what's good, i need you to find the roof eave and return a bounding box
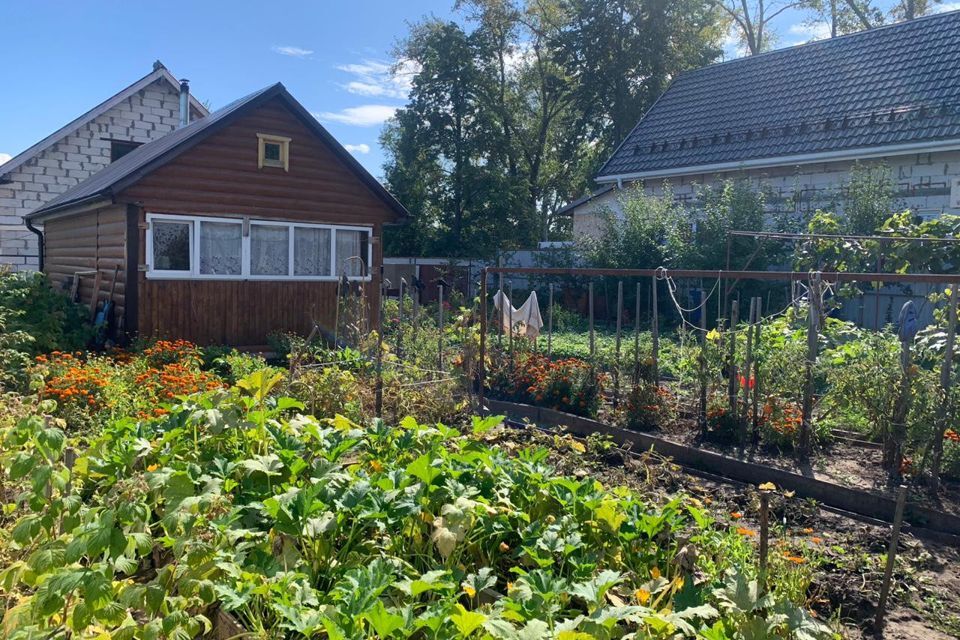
[25,194,114,223]
[595,138,960,184]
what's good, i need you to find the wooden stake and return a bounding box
[479,269,487,412]
[799,272,822,458]
[727,301,740,415]
[759,491,770,586]
[437,283,445,373]
[397,278,405,360]
[751,297,762,436]
[588,281,595,359]
[547,283,554,357]
[741,297,757,441]
[497,270,504,349]
[375,265,384,418]
[875,485,908,632]
[698,288,708,433]
[508,281,514,359]
[614,281,623,407]
[651,275,659,386]
[633,281,641,385]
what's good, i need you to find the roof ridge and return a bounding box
[680,9,960,77]
[0,63,208,178]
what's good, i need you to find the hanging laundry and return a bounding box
[493,290,544,339]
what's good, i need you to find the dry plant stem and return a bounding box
[874,485,908,632]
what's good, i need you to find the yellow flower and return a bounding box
[369,459,384,472]
[463,585,477,598]
[650,567,661,579]
[146,464,159,472]
[635,588,651,605]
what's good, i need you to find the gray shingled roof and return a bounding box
[0,62,207,179]
[598,10,960,179]
[29,83,409,220]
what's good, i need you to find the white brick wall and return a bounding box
[0,78,188,271]
[573,150,960,238]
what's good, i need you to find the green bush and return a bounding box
[0,270,92,354]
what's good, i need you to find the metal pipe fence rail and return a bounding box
[477,266,960,461]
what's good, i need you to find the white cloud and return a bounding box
[314,105,397,127]
[272,45,314,58]
[935,2,960,11]
[343,143,371,154]
[0,153,11,166]
[786,22,832,45]
[337,58,419,99]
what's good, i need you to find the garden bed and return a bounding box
[481,415,960,639]
[484,399,960,539]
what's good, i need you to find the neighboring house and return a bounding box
[0,62,208,270]
[565,10,960,238]
[25,83,408,346]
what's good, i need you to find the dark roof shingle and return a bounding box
[29,83,408,220]
[598,11,960,179]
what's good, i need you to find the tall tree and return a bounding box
[381,0,724,256]
[714,0,806,55]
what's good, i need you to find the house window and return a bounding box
[336,229,368,277]
[250,224,290,276]
[294,227,332,276]
[146,213,371,280]
[110,140,141,162]
[257,133,291,171]
[151,220,192,273]
[199,220,243,275]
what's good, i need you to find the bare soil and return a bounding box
[486,421,960,639]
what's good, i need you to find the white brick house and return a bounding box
[0,62,207,270]
[563,12,960,239]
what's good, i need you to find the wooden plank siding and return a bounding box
[115,95,396,346]
[44,205,127,325]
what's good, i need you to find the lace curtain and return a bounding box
[199,221,242,275]
[251,225,289,276]
[336,230,364,276]
[152,221,190,271]
[294,227,331,276]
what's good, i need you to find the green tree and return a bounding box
[382,0,724,257]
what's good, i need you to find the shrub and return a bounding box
[0,270,92,354]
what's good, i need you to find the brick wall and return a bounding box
[0,78,187,270]
[572,150,960,238]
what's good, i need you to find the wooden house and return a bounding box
[25,83,408,346]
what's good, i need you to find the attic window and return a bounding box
[110,140,141,162]
[257,133,291,171]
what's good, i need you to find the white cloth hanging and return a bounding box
[493,290,544,339]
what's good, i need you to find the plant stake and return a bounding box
[875,485,908,632]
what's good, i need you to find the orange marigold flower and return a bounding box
[730,512,743,520]
[737,527,757,537]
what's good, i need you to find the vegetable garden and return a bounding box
[1,265,960,639]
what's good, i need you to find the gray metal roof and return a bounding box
[28,83,409,220]
[598,10,960,179]
[0,63,208,179]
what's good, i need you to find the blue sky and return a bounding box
[0,0,934,179]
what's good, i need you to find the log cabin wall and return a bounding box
[117,95,394,346]
[43,204,127,326]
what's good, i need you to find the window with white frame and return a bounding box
[146,214,371,280]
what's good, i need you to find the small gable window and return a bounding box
[257,133,291,171]
[110,140,141,162]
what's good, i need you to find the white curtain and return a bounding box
[294,227,331,276]
[336,229,364,277]
[199,221,242,275]
[251,225,289,276]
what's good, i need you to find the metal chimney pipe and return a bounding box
[178,79,190,128]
